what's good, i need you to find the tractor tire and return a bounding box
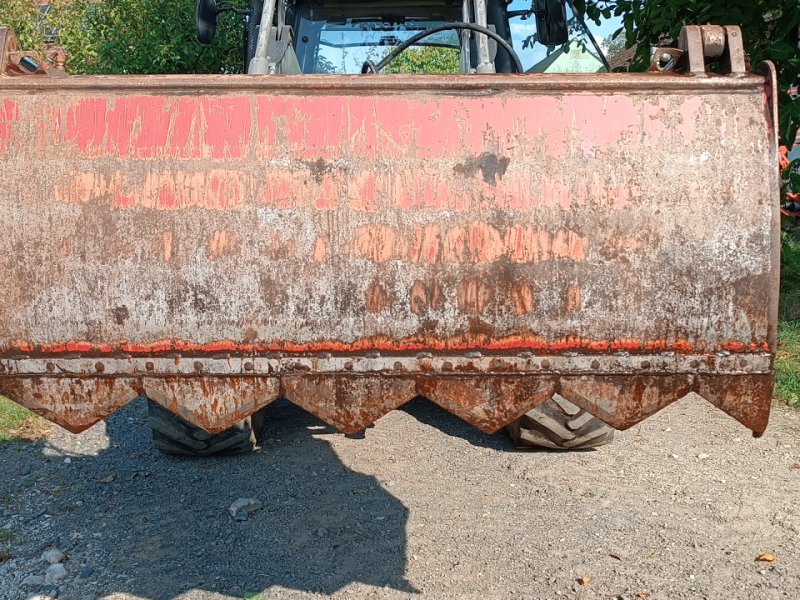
[507,394,614,450]
[147,399,265,456]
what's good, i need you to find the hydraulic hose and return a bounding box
[362,22,524,74]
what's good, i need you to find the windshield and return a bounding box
[290,1,614,75]
[293,6,463,74]
[317,20,458,73]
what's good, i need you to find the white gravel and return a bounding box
[0,395,798,600]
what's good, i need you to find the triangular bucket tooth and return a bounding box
[695,374,772,437]
[0,377,140,434]
[417,375,557,434]
[144,376,280,434]
[282,374,417,434]
[559,374,694,430]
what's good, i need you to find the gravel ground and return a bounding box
[0,395,798,600]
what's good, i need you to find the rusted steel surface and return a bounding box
[0,377,140,433]
[0,64,780,436]
[283,375,418,434]
[144,377,280,433]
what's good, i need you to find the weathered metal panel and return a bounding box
[0,72,779,435]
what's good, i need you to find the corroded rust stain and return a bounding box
[365,281,392,313]
[0,371,773,436]
[409,280,445,315]
[282,375,417,434]
[55,169,245,209]
[160,231,174,263]
[418,376,557,433]
[511,282,536,315]
[559,375,694,431]
[564,285,582,314]
[696,373,772,436]
[145,376,280,433]
[456,278,495,315]
[0,377,140,433]
[51,167,633,213]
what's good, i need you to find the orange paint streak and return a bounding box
[0,337,770,357]
[722,341,746,352]
[671,339,694,352]
[65,341,93,352]
[207,229,238,260]
[163,231,173,263]
[313,237,327,263]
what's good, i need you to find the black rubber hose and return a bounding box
[361,23,524,74]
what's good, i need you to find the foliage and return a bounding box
[0,0,46,52]
[0,0,247,74]
[776,321,800,406]
[604,33,626,57]
[384,46,460,74]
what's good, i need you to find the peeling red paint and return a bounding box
[64,96,252,159]
[0,98,19,155]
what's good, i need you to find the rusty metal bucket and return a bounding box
[0,26,779,437]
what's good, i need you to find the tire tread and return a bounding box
[147,400,263,456]
[508,394,614,450]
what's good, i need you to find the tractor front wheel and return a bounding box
[507,394,614,450]
[147,399,265,456]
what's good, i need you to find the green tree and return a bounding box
[0,0,48,51]
[384,46,460,74]
[603,33,626,58]
[0,0,246,74]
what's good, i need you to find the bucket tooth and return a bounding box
[143,377,280,434]
[695,374,772,437]
[282,375,417,434]
[417,376,557,434]
[559,375,694,430]
[0,377,140,433]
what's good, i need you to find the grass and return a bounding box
[776,321,800,406]
[779,229,800,407]
[781,231,800,322]
[0,396,49,446]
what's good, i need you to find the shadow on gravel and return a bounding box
[400,396,514,451]
[0,398,417,599]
